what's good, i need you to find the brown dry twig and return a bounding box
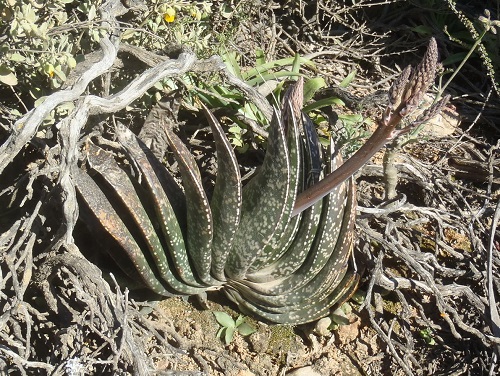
[356,136,500,374]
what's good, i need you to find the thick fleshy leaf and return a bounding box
[85,142,204,295]
[301,112,323,185]
[163,124,216,286]
[280,157,347,290]
[72,167,171,296]
[246,111,323,281]
[223,137,358,323]
[115,123,202,288]
[202,105,242,282]
[226,268,360,324]
[247,84,303,272]
[234,174,356,309]
[225,107,291,280]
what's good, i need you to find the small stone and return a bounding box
[314,317,332,336]
[235,370,256,376]
[248,331,270,353]
[286,366,322,376]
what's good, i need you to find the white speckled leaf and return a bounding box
[72,166,171,296]
[225,269,359,324]
[115,123,203,288]
[246,111,324,282]
[164,124,217,286]
[232,174,355,308]
[225,107,291,280]
[202,105,242,282]
[279,164,347,289]
[247,96,302,273]
[223,139,358,323]
[85,142,205,295]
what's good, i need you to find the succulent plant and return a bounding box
[72,38,447,324]
[72,77,357,325]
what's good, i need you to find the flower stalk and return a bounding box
[293,38,450,215]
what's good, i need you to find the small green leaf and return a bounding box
[419,328,436,345]
[51,79,60,88]
[302,97,345,113]
[330,307,350,326]
[53,65,66,81]
[216,327,224,339]
[222,50,242,79]
[9,53,25,62]
[122,29,136,40]
[246,71,301,87]
[255,48,266,66]
[340,69,356,88]
[240,102,261,122]
[43,63,54,76]
[224,326,235,345]
[67,56,77,69]
[242,56,314,81]
[91,28,100,42]
[339,113,363,125]
[34,96,47,108]
[230,137,243,147]
[0,65,18,86]
[303,77,326,102]
[237,323,256,336]
[88,4,97,21]
[228,126,241,134]
[213,311,235,328]
[291,53,301,74]
[235,315,245,327]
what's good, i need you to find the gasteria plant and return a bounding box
[73,38,448,324]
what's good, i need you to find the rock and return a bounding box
[313,317,332,337]
[235,370,256,376]
[286,366,322,376]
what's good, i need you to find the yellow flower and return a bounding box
[190,7,201,21]
[43,63,55,78]
[163,7,175,23]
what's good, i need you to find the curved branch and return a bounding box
[0,21,119,174]
[86,52,196,115]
